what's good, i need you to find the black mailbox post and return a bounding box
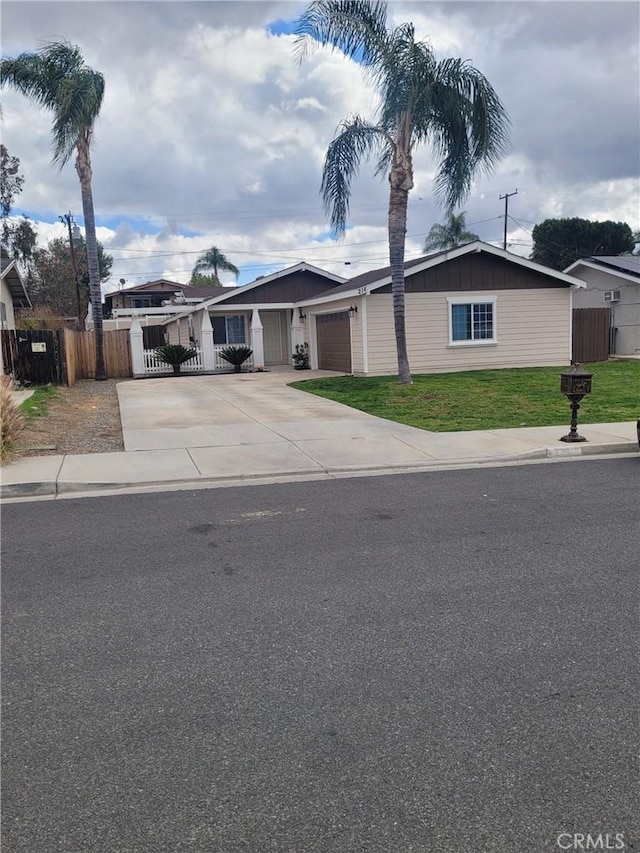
[559,363,593,443]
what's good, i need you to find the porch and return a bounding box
[129,307,306,377]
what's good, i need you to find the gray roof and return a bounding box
[586,255,640,277]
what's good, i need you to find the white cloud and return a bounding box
[1,0,638,292]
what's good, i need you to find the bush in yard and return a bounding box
[219,346,253,373]
[154,343,198,375]
[0,379,25,464]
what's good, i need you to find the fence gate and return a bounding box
[572,308,611,363]
[1,329,64,385]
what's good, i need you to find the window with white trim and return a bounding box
[448,297,497,345]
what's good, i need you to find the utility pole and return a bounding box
[59,211,84,329]
[499,189,518,251]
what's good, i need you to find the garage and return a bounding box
[316,311,352,372]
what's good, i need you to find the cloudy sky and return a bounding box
[2,0,639,293]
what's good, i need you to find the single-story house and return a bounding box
[159,262,347,371]
[152,243,586,377]
[0,259,31,375]
[564,255,640,356]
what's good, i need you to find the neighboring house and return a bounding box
[99,279,227,331]
[0,259,31,374]
[153,245,584,377]
[564,255,640,355]
[0,259,31,330]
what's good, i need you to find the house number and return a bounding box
[357,286,367,295]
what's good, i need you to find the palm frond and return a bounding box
[294,0,389,67]
[375,25,434,125]
[0,54,54,108]
[423,210,480,252]
[320,115,388,236]
[1,41,104,167]
[192,246,239,278]
[429,58,510,210]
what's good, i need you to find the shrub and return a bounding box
[14,307,72,331]
[0,381,25,465]
[219,346,253,373]
[292,342,310,369]
[154,343,198,374]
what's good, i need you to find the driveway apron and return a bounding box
[116,372,440,476]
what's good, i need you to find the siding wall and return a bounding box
[0,278,17,329]
[571,268,640,355]
[364,289,571,375]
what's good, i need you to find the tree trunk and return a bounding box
[388,144,413,385]
[76,136,106,380]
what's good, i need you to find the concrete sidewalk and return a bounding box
[1,372,637,499]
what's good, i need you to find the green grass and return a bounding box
[18,385,58,421]
[290,361,640,432]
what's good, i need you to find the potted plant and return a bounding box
[292,342,310,370]
[219,345,253,373]
[154,343,198,375]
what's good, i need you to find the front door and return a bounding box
[262,312,287,364]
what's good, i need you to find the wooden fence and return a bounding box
[63,328,132,385]
[572,307,611,363]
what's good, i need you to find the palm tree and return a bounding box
[295,0,510,384]
[424,211,480,254]
[1,41,107,379]
[192,246,239,284]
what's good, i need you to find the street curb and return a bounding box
[1,440,635,500]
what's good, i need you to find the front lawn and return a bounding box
[290,360,639,432]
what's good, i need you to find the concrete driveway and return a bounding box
[116,370,444,477]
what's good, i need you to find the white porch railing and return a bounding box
[143,348,204,374]
[142,345,254,374]
[212,345,255,371]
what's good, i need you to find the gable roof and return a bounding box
[191,261,347,310]
[564,255,640,282]
[108,278,185,294]
[300,241,586,305]
[105,279,228,302]
[0,259,31,308]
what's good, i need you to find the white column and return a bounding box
[250,309,264,369]
[199,309,215,371]
[130,315,146,377]
[290,308,305,355]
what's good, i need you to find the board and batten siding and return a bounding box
[309,297,364,373]
[363,289,571,375]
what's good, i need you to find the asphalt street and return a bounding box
[2,458,638,853]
